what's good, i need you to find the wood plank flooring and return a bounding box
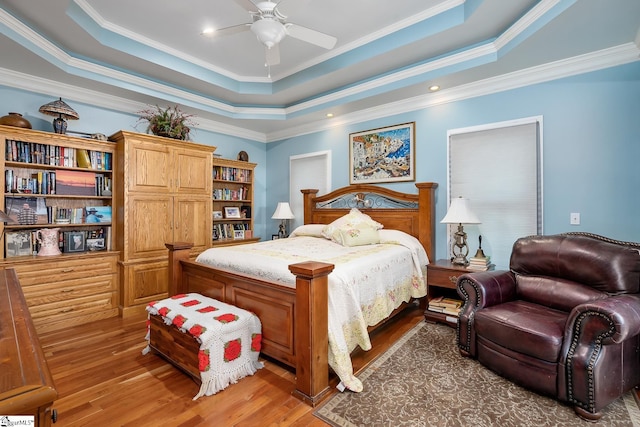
[38,305,425,426]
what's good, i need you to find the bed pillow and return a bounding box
[333,223,381,247]
[321,208,383,240]
[289,224,327,238]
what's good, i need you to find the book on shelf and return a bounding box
[429,296,463,309]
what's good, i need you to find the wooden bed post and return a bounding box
[288,261,334,406]
[166,242,193,297]
[415,182,438,263]
[301,188,319,225]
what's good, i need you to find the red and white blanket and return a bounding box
[143,293,263,400]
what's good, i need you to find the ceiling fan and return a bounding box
[203,0,337,67]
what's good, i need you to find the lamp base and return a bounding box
[451,254,469,266]
[52,117,67,134]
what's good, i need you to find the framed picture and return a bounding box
[85,206,111,223]
[349,122,415,184]
[64,231,86,253]
[5,230,34,257]
[233,229,245,240]
[224,206,241,219]
[86,238,105,251]
[272,234,280,240]
[213,211,223,219]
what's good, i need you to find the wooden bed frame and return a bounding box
[150,182,437,405]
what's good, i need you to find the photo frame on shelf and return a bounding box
[224,206,241,219]
[349,122,415,184]
[86,238,105,251]
[5,230,34,257]
[5,196,48,225]
[64,230,86,253]
[272,234,280,240]
[233,229,245,240]
[213,211,223,219]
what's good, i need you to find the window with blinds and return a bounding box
[447,118,542,269]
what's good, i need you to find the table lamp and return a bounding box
[441,197,480,265]
[271,202,295,238]
[38,97,79,134]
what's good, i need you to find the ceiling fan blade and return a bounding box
[233,0,260,12]
[285,24,337,50]
[202,23,251,38]
[265,44,280,66]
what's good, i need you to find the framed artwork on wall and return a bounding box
[349,122,415,184]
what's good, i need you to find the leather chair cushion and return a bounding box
[475,300,567,363]
[515,274,608,312]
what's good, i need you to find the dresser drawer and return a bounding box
[427,266,463,289]
[30,293,118,333]
[21,274,116,306]
[11,254,117,287]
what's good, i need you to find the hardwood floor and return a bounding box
[38,305,425,426]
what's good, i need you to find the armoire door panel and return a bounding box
[127,197,172,258]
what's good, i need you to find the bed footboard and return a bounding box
[165,242,334,406]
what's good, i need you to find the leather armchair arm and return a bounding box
[565,294,640,347]
[561,294,640,415]
[456,271,516,357]
[457,271,517,310]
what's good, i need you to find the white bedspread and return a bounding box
[195,229,428,392]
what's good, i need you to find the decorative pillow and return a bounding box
[333,223,381,247]
[289,224,327,238]
[321,208,383,240]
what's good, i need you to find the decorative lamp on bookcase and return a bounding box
[441,196,480,266]
[38,97,79,134]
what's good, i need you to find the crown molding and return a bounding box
[265,43,640,142]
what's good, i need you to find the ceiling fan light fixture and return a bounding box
[251,18,286,49]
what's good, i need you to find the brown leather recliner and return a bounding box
[456,232,640,421]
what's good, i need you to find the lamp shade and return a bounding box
[271,202,295,220]
[38,97,79,120]
[251,18,286,48]
[441,197,480,224]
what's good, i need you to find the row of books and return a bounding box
[213,223,251,240]
[467,255,492,271]
[213,187,249,201]
[5,139,112,170]
[213,166,251,182]
[427,296,463,317]
[5,169,112,196]
[4,226,111,258]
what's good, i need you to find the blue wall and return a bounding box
[266,61,640,262]
[2,61,639,260]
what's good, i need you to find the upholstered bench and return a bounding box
[143,293,263,400]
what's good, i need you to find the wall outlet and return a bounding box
[570,212,580,225]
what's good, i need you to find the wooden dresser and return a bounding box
[0,268,57,426]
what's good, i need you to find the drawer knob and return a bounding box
[448,275,458,284]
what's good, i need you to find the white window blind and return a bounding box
[448,119,542,269]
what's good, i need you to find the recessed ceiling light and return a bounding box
[326,113,334,118]
[429,85,440,92]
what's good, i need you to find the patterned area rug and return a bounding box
[314,321,640,427]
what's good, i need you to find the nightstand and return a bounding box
[424,259,494,326]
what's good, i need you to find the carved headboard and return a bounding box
[301,182,438,261]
